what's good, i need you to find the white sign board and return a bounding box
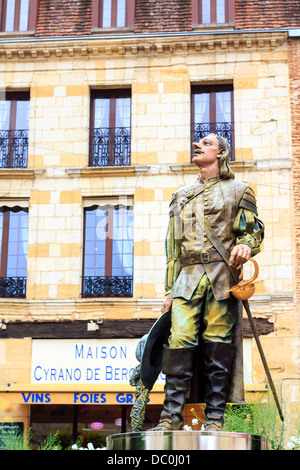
[31,338,164,385]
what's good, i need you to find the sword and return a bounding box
[242,298,284,422]
[225,259,284,422]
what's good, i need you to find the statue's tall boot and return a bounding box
[151,346,195,431]
[202,341,235,431]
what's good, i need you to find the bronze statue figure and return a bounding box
[130,133,265,432]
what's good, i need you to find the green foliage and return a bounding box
[223,404,254,434]
[38,431,62,450]
[189,395,300,450]
[0,428,31,450]
[223,401,286,450]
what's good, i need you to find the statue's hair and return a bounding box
[209,133,235,180]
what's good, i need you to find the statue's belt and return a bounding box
[180,251,223,266]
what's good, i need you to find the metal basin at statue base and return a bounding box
[106,430,268,451]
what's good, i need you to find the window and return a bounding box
[0,0,38,32]
[89,89,131,167]
[92,0,135,29]
[0,206,28,297]
[82,200,133,297]
[191,84,234,160]
[192,0,235,25]
[0,91,30,168]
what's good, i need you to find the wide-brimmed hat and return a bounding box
[140,309,171,390]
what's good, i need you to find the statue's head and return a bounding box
[192,133,235,180]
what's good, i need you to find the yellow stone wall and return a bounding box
[0,31,297,384]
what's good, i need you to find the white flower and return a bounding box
[286,442,295,449]
[183,425,192,431]
[290,436,300,444]
[192,418,199,426]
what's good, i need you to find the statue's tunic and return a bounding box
[165,175,264,301]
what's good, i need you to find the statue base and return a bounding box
[106,430,268,451]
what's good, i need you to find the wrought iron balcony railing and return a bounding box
[82,275,133,297]
[0,130,29,168]
[0,277,26,297]
[191,122,234,160]
[89,127,131,167]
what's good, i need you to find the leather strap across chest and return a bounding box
[188,201,239,285]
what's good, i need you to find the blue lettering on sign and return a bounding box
[86,368,101,381]
[33,366,136,383]
[22,393,51,404]
[34,366,42,381]
[19,392,152,405]
[116,393,134,404]
[73,393,106,404]
[74,344,127,360]
[75,344,84,358]
[105,366,135,381]
[33,366,82,382]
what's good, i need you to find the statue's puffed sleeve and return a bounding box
[165,194,182,295]
[233,187,264,256]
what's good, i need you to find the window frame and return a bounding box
[91,0,135,29]
[82,201,134,298]
[89,88,131,167]
[192,0,235,26]
[1,90,30,130]
[0,205,28,298]
[0,90,30,168]
[191,84,235,160]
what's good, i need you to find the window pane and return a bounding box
[115,97,131,128]
[0,101,11,130]
[202,0,211,23]
[94,98,110,128]
[16,100,30,129]
[8,227,19,241]
[5,0,15,32]
[19,0,29,31]
[102,0,112,27]
[117,0,126,27]
[194,93,210,123]
[84,254,95,269]
[216,0,225,23]
[112,207,133,277]
[216,91,231,122]
[84,208,107,276]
